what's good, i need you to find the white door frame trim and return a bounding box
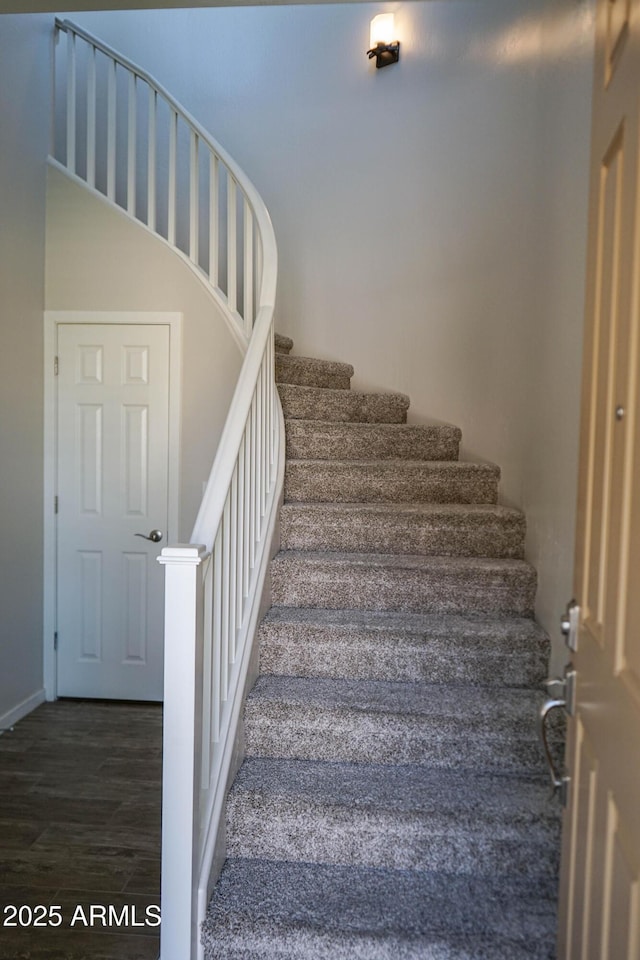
[43,310,182,701]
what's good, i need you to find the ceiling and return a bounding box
[1,0,404,11]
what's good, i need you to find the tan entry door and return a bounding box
[56,323,170,701]
[557,0,640,956]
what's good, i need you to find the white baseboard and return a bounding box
[0,689,46,732]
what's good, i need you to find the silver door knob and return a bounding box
[135,529,163,543]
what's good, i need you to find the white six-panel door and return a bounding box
[56,323,170,701]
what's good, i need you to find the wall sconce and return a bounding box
[367,13,400,69]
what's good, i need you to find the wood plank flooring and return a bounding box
[0,700,161,959]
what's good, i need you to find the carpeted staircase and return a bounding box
[201,334,561,960]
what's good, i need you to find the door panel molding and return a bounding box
[43,310,182,700]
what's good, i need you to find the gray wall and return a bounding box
[66,0,595,666]
[0,15,51,724]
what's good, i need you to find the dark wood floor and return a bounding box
[0,699,162,959]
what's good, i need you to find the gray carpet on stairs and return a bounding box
[201,337,561,959]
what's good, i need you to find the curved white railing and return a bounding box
[53,20,282,960]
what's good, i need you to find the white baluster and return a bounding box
[168,109,177,245]
[212,531,222,743]
[221,496,231,698]
[189,130,199,265]
[147,89,157,231]
[50,25,57,158]
[250,395,257,567]
[256,367,263,525]
[244,202,254,335]
[66,31,76,174]
[201,558,213,789]
[256,230,264,319]
[261,354,267,516]
[229,466,238,661]
[209,153,219,287]
[269,331,275,471]
[227,175,237,312]
[107,57,116,201]
[127,71,136,216]
[86,45,96,188]
[243,423,251,598]
[236,442,245,633]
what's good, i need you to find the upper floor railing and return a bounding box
[53,20,282,960]
[53,17,276,347]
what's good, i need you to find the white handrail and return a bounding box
[53,20,282,960]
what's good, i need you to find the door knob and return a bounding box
[135,529,163,543]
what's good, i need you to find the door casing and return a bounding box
[43,310,182,701]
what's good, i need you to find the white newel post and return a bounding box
[158,544,207,960]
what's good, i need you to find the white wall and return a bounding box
[0,15,51,725]
[46,166,243,538]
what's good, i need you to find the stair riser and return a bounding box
[280,510,524,557]
[276,356,353,390]
[227,800,560,878]
[285,464,499,505]
[278,385,409,423]
[245,709,549,773]
[285,422,460,461]
[259,634,546,686]
[271,561,536,616]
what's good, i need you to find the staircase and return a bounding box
[201,335,561,959]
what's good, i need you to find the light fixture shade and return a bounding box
[370,13,395,48]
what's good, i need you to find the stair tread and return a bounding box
[281,501,522,520]
[277,354,354,375]
[279,383,409,401]
[247,674,542,723]
[276,354,353,389]
[259,608,547,686]
[287,457,498,472]
[285,418,462,461]
[273,549,534,572]
[285,417,460,434]
[272,551,536,616]
[280,502,525,557]
[285,459,500,505]
[261,606,546,641]
[228,757,560,877]
[279,384,410,424]
[203,859,558,958]
[230,757,558,826]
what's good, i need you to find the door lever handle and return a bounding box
[135,529,163,543]
[538,668,576,806]
[538,696,567,798]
